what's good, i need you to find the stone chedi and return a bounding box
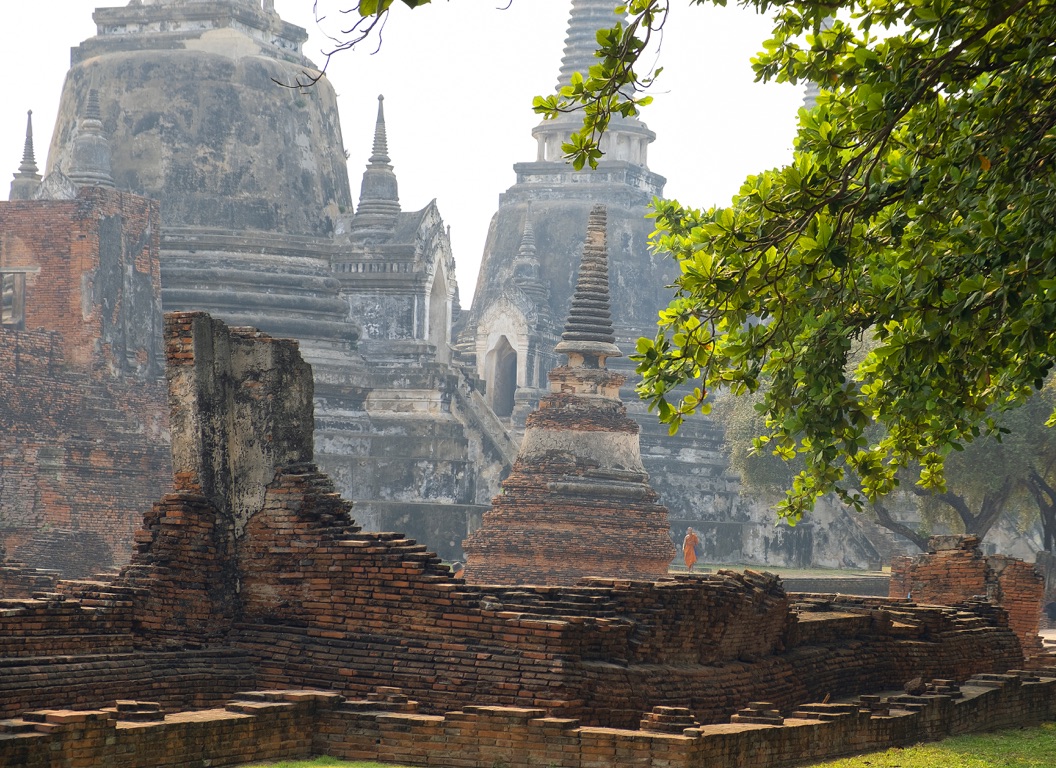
[463,206,675,585]
[23,0,506,563]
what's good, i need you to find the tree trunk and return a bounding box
[910,479,1011,541]
[1026,471,1056,554]
[871,500,929,551]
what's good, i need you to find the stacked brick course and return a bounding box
[890,535,1045,658]
[0,186,171,576]
[6,673,1056,768]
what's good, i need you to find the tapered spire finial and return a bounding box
[351,94,400,234]
[370,94,390,165]
[554,204,622,366]
[10,110,42,200]
[18,111,38,176]
[517,206,536,259]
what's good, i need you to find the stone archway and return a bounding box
[427,266,450,363]
[487,336,518,418]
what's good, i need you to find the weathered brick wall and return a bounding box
[5,674,1056,768]
[0,561,60,598]
[0,312,1032,733]
[890,535,1044,657]
[0,689,324,768]
[0,187,171,577]
[0,650,257,719]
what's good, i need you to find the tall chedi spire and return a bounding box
[462,205,675,586]
[9,110,41,200]
[531,0,657,170]
[351,95,401,237]
[555,0,624,90]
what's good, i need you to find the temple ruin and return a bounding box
[463,206,675,584]
[0,0,910,577]
[0,308,1052,767]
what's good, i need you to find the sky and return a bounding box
[0,0,805,305]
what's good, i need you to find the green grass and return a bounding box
[806,722,1056,767]
[239,724,1056,768]
[240,760,411,768]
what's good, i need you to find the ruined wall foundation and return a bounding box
[0,311,1049,768]
[4,672,1056,768]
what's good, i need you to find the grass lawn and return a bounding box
[239,723,1056,767]
[240,760,412,768]
[804,722,1056,767]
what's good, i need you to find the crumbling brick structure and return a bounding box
[890,534,1045,658]
[6,672,1056,768]
[0,311,1044,759]
[0,186,171,576]
[463,206,675,584]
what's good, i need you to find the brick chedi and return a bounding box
[458,0,885,569]
[462,205,675,585]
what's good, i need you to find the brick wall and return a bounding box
[0,650,257,719]
[0,187,171,577]
[890,535,1045,657]
[0,312,1035,735]
[4,674,1056,768]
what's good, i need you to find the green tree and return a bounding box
[338,0,1056,525]
[720,380,1056,551]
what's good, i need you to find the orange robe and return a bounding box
[682,530,700,571]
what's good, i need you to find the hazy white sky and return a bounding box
[0,0,805,304]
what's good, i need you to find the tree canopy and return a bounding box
[568,0,1056,524]
[340,0,1056,524]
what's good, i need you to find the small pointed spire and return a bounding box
[369,94,390,165]
[66,89,115,188]
[351,94,400,235]
[511,205,550,308]
[10,110,42,200]
[517,206,536,259]
[554,205,621,366]
[18,111,38,176]
[85,90,102,121]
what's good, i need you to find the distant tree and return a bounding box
[720,380,1056,551]
[335,0,1056,527]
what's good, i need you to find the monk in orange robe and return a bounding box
[682,527,700,572]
